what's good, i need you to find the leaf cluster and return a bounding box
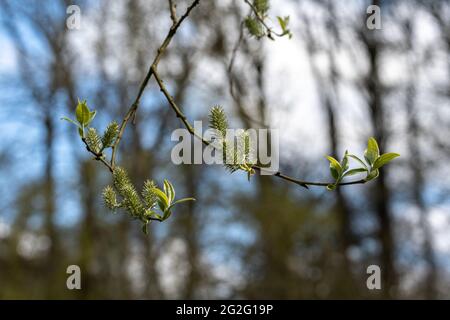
[244,0,292,40]
[326,137,400,190]
[62,100,119,157]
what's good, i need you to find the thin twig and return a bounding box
[81,138,114,173]
[227,19,268,127]
[110,0,201,169]
[168,0,178,24]
[152,68,214,146]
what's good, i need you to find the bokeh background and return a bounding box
[0,0,449,299]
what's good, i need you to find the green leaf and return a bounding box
[365,169,379,181]
[330,166,339,180]
[326,155,342,179]
[326,184,336,191]
[326,156,342,170]
[277,16,287,30]
[341,150,349,172]
[276,16,292,38]
[89,110,97,124]
[343,168,368,178]
[76,100,91,126]
[168,197,196,210]
[277,16,290,34]
[163,179,175,205]
[152,188,169,211]
[157,199,165,212]
[364,137,379,165]
[61,116,81,128]
[348,154,368,170]
[372,153,400,170]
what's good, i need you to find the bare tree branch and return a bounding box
[168,0,178,25]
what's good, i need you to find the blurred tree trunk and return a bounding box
[404,19,437,298]
[301,2,358,295]
[179,167,201,298]
[1,1,83,298]
[42,104,60,299]
[78,161,98,298]
[171,55,203,299]
[360,0,397,297]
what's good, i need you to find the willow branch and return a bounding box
[151,68,366,189]
[100,0,365,189]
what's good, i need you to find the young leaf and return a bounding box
[163,179,175,205]
[364,137,379,165]
[326,156,342,169]
[330,166,339,180]
[348,154,368,170]
[76,100,91,126]
[61,116,81,128]
[326,155,342,179]
[277,16,287,31]
[152,188,169,211]
[277,15,291,37]
[168,197,196,210]
[365,169,379,181]
[372,153,400,170]
[326,184,336,191]
[89,110,97,124]
[341,150,349,172]
[343,168,367,178]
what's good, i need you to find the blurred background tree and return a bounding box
[0,0,449,299]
